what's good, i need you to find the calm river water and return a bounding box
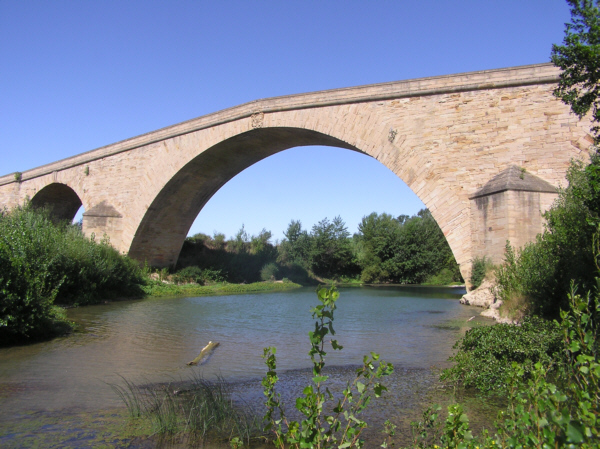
[0,286,490,447]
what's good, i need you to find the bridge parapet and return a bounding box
[1,63,560,186]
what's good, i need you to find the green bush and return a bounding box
[412,285,600,448]
[51,227,144,306]
[277,262,313,285]
[260,262,279,281]
[470,256,489,290]
[0,210,63,341]
[0,205,144,343]
[201,268,226,283]
[173,266,205,285]
[425,268,457,286]
[440,316,563,394]
[172,266,226,285]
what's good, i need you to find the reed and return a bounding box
[112,373,261,444]
[109,375,151,418]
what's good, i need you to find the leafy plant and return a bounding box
[173,266,225,285]
[552,0,600,142]
[262,286,393,449]
[440,316,563,394]
[494,157,600,318]
[0,204,145,343]
[407,281,600,448]
[469,256,489,290]
[260,262,279,281]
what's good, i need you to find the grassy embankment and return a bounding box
[142,278,301,297]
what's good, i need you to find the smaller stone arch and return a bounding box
[30,182,83,222]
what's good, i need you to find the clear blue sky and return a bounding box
[0,1,572,241]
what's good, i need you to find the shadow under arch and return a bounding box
[30,182,83,223]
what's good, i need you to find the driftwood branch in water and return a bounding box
[187,341,220,366]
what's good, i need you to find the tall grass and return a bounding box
[110,375,145,418]
[112,374,262,444]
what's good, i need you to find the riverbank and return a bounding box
[141,279,301,297]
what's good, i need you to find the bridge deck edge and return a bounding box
[1,63,560,186]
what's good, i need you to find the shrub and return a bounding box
[470,256,489,290]
[173,266,205,285]
[0,205,145,342]
[277,262,313,285]
[425,268,456,286]
[200,268,225,284]
[0,210,63,341]
[440,316,563,394]
[413,284,600,448]
[51,226,145,305]
[173,266,225,285]
[360,263,385,283]
[260,262,279,281]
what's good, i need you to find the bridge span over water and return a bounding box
[0,63,593,280]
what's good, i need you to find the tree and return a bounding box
[227,224,249,254]
[354,213,401,282]
[278,220,311,266]
[385,209,455,284]
[309,216,357,279]
[354,210,461,284]
[551,0,600,141]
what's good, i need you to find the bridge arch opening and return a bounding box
[30,182,83,223]
[190,145,426,242]
[127,127,458,276]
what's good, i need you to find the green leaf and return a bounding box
[312,375,328,384]
[374,383,387,397]
[566,421,585,443]
[331,339,343,350]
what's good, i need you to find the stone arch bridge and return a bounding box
[0,63,593,281]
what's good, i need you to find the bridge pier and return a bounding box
[469,165,559,267]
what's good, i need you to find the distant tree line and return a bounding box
[177,209,463,285]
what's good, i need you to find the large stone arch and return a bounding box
[127,125,467,279]
[128,127,361,266]
[30,182,82,222]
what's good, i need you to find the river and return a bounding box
[0,286,491,447]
